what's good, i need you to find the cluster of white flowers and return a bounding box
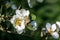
[10,9,30,34]
[46,21,60,39]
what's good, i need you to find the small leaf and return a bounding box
[31,14,36,20]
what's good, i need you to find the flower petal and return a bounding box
[16,9,22,16]
[51,24,56,31]
[16,28,24,34]
[56,21,60,28]
[21,9,30,17]
[25,10,30,17]
[20,20,25,29]
[15,25,25,34]
[27,0,32,8]
[10,15,16,24]
[46,23,51,30]
[51,32,59,39]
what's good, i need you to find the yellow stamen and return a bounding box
[14,18,22,26]
[48,28,54,35]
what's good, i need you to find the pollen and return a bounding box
[48,28,53,34]
[14,18,22,26]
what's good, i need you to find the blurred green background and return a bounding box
[0,0,60,40]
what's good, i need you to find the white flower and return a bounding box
[10,15,25,34]
[30,21,37,31]
[16,9,30,17]
[56,21,60,28]
[10,9,30,34]
[51,32,59,39]
[46,23,56,32]
[46,23,59,39]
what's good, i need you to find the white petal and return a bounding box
[20,20,25,29]
[15,9,30,18]
[25,10,30,17]
[21,9,29,17]
[56,21,60,28]
[21,9,27,17]
[15,20,25,30]
[10,15,16,24]
[51,24,56,31]
[16,28,24,34]
[51,32,59,39]
[16,25,25,34]
[27,0,32,8]
[17,26,23,30]
[16,9,21,15]
[14,26,19,29]
[46,23,51,30]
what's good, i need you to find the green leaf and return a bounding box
[31,14,36,20]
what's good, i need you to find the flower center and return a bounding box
[14,18,22,26]
[48,28,54,35]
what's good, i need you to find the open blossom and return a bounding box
[10,9,30,34]
[46,23,59,39]
[10,15,25,34]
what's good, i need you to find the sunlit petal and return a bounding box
[56,21,60,28]
[16,28,24,34]
[46,23,51,30]
[10,15,16,24]
[51,32,59,39]
[51,24,56,31]
[16,9,21,16]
